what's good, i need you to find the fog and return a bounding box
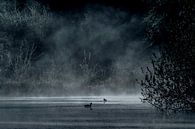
[0,1,152,96]
[1,1,194,129]
[37,6,148,95]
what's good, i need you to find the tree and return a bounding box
[140,0,195,111]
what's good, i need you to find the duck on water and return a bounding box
[103,98,107,104]
[84,103,92,110]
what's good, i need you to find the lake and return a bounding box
[0,96,195,129]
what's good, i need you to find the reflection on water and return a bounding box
[0,96,195,129]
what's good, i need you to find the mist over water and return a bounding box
[35,6,148,95]
[1,2,195,129]
[0,1,151,96]
[1,96,195,129]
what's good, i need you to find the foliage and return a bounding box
[0,0,54,80]
[0,0,59,96]
[140,0,195,111]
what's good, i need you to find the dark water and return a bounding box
[0,96,195,129]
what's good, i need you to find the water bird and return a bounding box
[103,98,107,104]
[84,103,92,110]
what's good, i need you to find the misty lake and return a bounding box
[0,96,195,129]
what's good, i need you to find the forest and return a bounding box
[0,0,194,111]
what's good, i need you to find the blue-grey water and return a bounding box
[0,96,195,129]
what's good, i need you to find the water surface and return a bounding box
[0,96,194,129]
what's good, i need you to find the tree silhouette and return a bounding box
[140,0,195,111]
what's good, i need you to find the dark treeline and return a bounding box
[0,0,147,96]
[35,0,149,13]
[140,0,195,111]
[1,0,194,112]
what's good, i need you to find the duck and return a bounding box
[84,103,92,110]
[103,98,107,104]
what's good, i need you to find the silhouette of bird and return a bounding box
[103,98,107,104]
[84,103,92,110]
